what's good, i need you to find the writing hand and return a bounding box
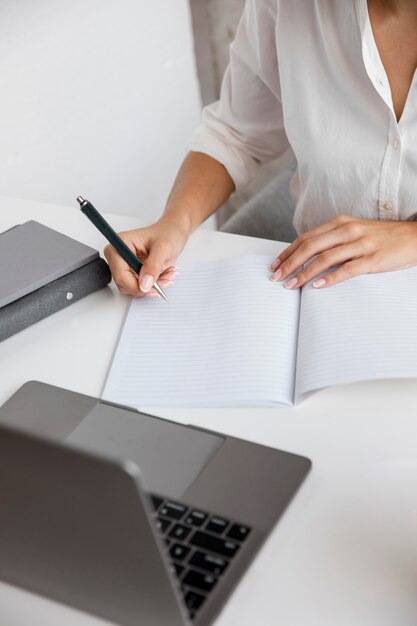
[269,215,417,289]
[104,216,189,297]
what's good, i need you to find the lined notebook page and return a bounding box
[295,266,417,402]
[102,255,300,408]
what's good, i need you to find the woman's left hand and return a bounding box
[269,215,417,289]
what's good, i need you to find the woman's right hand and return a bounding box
[103,216,190,297]
[103,152,235,297]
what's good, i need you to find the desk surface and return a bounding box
[1,195,416,626]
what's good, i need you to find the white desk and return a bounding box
[1,196,417,626]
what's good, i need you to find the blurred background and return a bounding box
[0,0,290,226]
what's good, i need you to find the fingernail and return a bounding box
[270,269,283,281]
[285,277,298,289]
[313,278,326,288]
[145,292,160,298]
[140,274,154,292]
[269,259,281,271]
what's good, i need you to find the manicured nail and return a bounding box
[285,277,298,289]
[269,259,281,271]
[140,274,154,292]
[313,278,326,288]
[270,269,283,281]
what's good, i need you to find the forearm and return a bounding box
[161,151,235,235]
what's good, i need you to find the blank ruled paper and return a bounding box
[295,267,417,402]
[102,255,300,408]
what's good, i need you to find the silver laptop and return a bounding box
[0,381,311,626]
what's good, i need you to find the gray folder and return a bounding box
[0,220,111,341]
[0,220,99,308]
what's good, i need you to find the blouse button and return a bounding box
[393,139,400,150]
[383,202,393,211]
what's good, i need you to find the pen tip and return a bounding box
[154,282,169,301]
[159,290,169,302]
[76,196,86,206]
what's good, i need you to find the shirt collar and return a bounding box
[355,0,394,113]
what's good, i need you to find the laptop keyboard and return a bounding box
[150,495,251,620]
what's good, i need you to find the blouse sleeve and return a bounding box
[188,0,289,191]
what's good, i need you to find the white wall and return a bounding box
[0,0,202,222]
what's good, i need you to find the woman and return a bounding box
[105,0,417,296]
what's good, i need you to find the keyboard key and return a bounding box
[227,523,251,542]
[170,562,185,578]
[189,551,229,576]
[184,590,206,612]
[183,569,218,593]
[155,517,171,533]
[168,523,192,542]
[190,531,239,558]
[159,501,188,521]
[205,516,229,535]
[150,495,164,511]
[169,543,191,562]
[184,509,208,527]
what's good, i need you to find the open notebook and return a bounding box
[102,254,417,407]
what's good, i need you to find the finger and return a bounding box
[115,272,142,297]
[269,222,342,272]
[160,266,180,280]
[113,268,141,296]
[116,256,178,299]
[104,240,142,294]
[137,272,178,298]
[159,278,174,287]
[270,215,354,272]
[118,284,137,296]
[312,256,372,288]
[138,241,173,293]
[116,267,178,298]
[115,262,180,299]
[143,279,176,299]
[121,280,174,299]
[271,222,366,282]
[284,242,365,288]
[153,278,175,291]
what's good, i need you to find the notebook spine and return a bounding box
[0,258,111,342]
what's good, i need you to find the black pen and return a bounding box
[76,196,168,301]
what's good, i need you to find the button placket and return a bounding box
[377,116,402,220]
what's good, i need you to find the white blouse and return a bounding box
[188,0,417,234]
